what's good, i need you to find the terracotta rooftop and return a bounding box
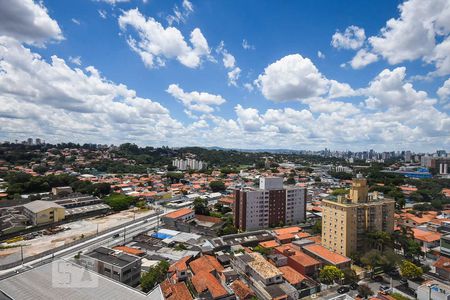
[273,226,302,236]
[160,279,193,300]
[189,255,223,275]
[112,246,145,256]
[434,256,450,271]
[291,251,321,267]
[230,279,254,300]
[303,244,350,265]
[412,228,441,243]
[169,256,192,273]
[191,271,228,299]
[279,266,307,285]
[259,240,280,248]
[164,208,194,219]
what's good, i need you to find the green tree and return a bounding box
[141,260,170,292]
[104,193,135,211]
[399,260,423,280]
[311,219,322,234]
[319,266,344,285]
[253,245,271,255]
[361,249,386,272]
[193,197,209,215]
[286,177,296,185]
[209,180,226,192]
[357,284,374,299]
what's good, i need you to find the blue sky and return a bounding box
[0,0,450,151]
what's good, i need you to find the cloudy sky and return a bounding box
[0,0,450,151]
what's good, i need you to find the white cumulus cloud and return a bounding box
[118,8,210,69]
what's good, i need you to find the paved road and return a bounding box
[0,208,171,280]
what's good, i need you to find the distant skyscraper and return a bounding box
[27,138,33,145]
[35,138,41,145]
[404,151,412,162]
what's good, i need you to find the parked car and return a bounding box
[387,269,400,277]
[400,278,408,285]
[337,286,350,294]
[380,285,390,291]
[372,275,384,282]
[112,233,120,238]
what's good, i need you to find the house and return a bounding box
[230,280,255,300]
[162,208,195,225]
[169,256,192,281]
[234,252,283,286]
[302,244,351,270]
[160,279,193,300]
[412,228,442,252]
[189,255,234,300]
[417,280,450,300]
[278,266,307,289]
[274,244,320,277]
[23,200,65,225]
[433,256,450,281]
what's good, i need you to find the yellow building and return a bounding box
[23,200,65,225]
[321,174,395,257]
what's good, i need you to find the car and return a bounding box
[372,275,384,282]
[337,286,350,294]
[112,233,120,238]
[400,278,408,284]
[387,269,400,277]
[379,285,390,295]
[349,282,359,290]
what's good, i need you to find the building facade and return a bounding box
[79,246,142,286]
[172,158,206,171]
[321,174,395,256]
[234,177,306,231]
[22,200,65,225]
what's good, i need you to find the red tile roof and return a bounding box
[279,266,307,285]
[259,240,280,248]
[273,226,302,236]
[113,246,145,256]
[412,228,441,243]
[230,279,254,299]
[191,271,228,299]
[303,244,350,265]
[164,208,194,219]
[160,279,193,300]
[189,255,223,275]
[169,256,192,273]
[434,256,450,272]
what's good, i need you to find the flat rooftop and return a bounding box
[0,260,152,300]
[87,247,140,267]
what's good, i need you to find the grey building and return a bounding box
[79,247,142,286]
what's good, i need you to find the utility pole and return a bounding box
[123,227,126,244]
[20,245,24,265]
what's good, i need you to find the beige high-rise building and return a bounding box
[321,174,395,257]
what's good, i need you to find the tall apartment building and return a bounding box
[321,174,395,256]
[234,177,306,231]
[172,158,206,170]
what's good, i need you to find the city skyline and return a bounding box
[1,0,450,151]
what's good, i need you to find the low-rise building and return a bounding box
[22,200,65,225]
[302,244,351,270]
[417,280,450,300]
[78,246,142,286]
[162,208,195,225]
